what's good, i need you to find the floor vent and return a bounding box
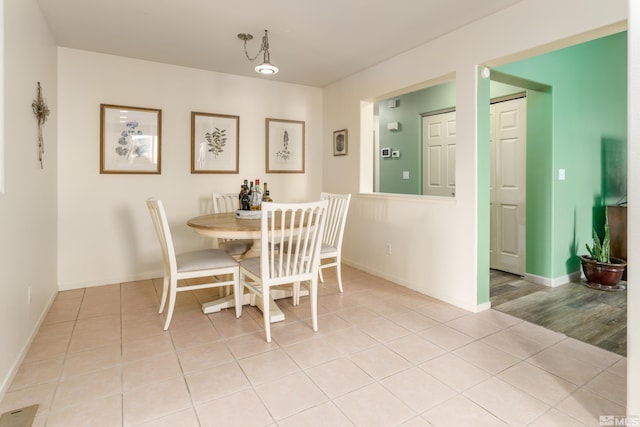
[0,405,38,427]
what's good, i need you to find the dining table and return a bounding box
[187,211,306,322]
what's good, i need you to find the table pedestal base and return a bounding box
[201,287,308,323]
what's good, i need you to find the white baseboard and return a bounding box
[524,271,582,287]
[0,291,57,401]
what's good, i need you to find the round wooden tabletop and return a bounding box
[187,212,262,239]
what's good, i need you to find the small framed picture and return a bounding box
[333,129,348,156]
[266,118,305,173]
[381,147,391,158]
[191,112,240,173]
[100,104,161,174]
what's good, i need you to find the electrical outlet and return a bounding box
[385,243,392,255]
[28,287,32,305]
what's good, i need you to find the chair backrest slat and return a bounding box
[320,192,351,249]
[260,200,328,283]
[146,198,178,273]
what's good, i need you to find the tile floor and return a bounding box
[0,265,627,426]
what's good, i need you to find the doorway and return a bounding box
[490,96,527,275]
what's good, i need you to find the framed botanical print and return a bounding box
[266,118,305,173]
[191,112,240,173]
[333,129,348,156]
[100,104,162,174]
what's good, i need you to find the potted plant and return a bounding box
[579,211,627,289]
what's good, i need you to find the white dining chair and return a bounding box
[212,192,254,257]
[146,198,242,330]
[239,200,328,343]
[318,192,351,292]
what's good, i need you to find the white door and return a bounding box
[422,111,456,196]
[490,97,527,275]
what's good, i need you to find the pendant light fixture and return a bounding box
[237,30,279,75]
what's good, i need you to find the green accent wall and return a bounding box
[497,31,627,278]
[378,81,456,194]
[477,69,491,305]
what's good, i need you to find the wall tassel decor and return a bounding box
[32,82,50,169]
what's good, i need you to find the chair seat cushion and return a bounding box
[219,239,254,256]
[176,249,238,272]
[320,243,337,255]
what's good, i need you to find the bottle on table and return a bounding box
[251,178,263,210]
[262,182,272,203]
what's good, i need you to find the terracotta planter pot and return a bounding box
[579,255,627,288]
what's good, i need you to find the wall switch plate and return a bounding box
[559,169,565,180]
[402,171,409,180]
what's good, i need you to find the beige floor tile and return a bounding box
[0,270,627,427]
[61,343,122,378]
[0,382,56,416]
[185,361,251,405]
[255,371,328,420]
[322,327,378,354]
[46,393,122,427]
[481,327,555,359]
[497,361,578,405]
[278,401,353,427]
[556,388,626,426]
[237,348,300,385]
[550,337,622,369]
[334,382,415,426]
[453,340,521,374]
[121,317,165,342]
[283,335,346,368]
[381,367,456,412]
[418,324,475,351]
[423,395,509,427]
[464,377,549,426]
[305,357,374,398]
[384,310,440,332]
[169,322,222,349]
[349,345,412,380]
[357,316,412,342]
[195,388,274,427]
[9,358,64,391]
[225,331,279,359]
[419,353,492,392]
[583,369,627,404]
[528,408,588,427]
[123,377,192,426]
[527,346,605,385]
[122,333,175,363]
[52,365,122,411]
[177,341,235,373]
[134,408,200,427]
[445,314,507,339]
[385,334,446,364]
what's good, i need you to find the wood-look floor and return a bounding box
[490,269,627,356]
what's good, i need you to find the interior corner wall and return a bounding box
[57,48,323,290]
[0,0,58,395]
[496,31,628,279]
[324,0,626,313]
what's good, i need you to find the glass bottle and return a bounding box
[262,182,272,203]
[252,179,263,210]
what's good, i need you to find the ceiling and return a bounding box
[37,0,524,88]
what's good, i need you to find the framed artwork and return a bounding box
[191,112,240,173]
[266,118,305,173]
[100,104,161,174]
[333,129,348,156]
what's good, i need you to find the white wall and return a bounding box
[0,0,58,394]
[323,0,628,312]
[57,49,323,289]
[627,0,639,415]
